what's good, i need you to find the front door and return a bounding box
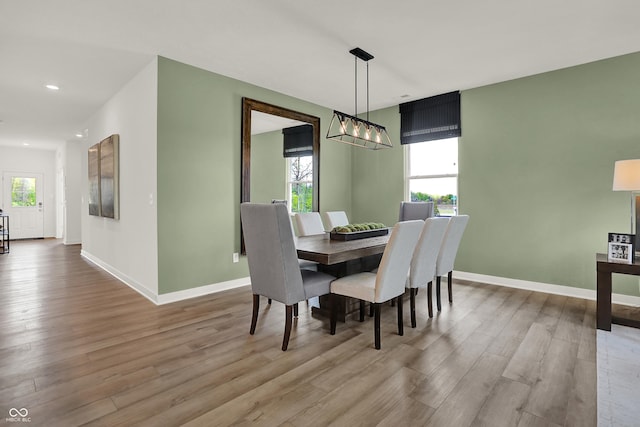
[2,172,44,239]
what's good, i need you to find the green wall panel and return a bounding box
[351,52,640,295]
[458,53,640,293]
[156,57,351,294]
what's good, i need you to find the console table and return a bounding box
[0,214,8,254]
[596,252,640,331]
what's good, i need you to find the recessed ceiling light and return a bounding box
[75,133,83,138]
[23,142,30,146]
[45,84,60,91]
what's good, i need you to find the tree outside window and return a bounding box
[11,177,37,207]
[288,156,313,213]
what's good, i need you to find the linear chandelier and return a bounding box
[326,47,393,150]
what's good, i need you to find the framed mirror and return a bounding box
[241,98,321,249]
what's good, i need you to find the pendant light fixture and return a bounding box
[326,47,393,150]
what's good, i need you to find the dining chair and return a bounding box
[295,212,326,236]
[329,220,424,349]
[271,200,317,272]
[406,217,450,326]
[435,214,470,311]
[323,211,349,231]
[241,203,335,351]
[399,201,435,221]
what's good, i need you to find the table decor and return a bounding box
[330,223,388,241]
[607,232,635,264]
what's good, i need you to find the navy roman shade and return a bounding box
[399,91,461,144]
[283,124,313,157]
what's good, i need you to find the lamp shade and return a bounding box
[612,159,640,191]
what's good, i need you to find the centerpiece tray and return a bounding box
[329,227,389,241]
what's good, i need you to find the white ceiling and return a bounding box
[1,0,639,149]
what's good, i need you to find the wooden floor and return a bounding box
[0,239,598,426]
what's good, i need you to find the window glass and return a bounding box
[288,156,313,213]
[407,138,458,216]
[11,177,37,207]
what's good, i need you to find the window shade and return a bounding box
[399,91,461,144]
[283,124,313,158]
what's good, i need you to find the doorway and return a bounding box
[2,171,45,239]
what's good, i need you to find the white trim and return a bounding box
[81,249,250,305]
[156,277,250,305]
[81,249,158,304]
[455,270,640,307]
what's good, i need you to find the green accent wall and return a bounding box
[250,130,287,204]
[352,52,640,295]
[156,57,351,294]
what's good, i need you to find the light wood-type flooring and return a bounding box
[1,239,598,426]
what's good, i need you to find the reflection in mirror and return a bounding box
[241,98,320,251]
[249,111,305,206]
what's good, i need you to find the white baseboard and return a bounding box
[81,250,158,304]
[455,270,640,307]
[80,249,250,305]
[156,277,250,305]
[77,251,640,309]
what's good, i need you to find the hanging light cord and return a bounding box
[366,60,369,122]
[353,54,371,121]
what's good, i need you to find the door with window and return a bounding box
[2,172,44,239]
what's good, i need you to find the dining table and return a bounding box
[295,232,391,320]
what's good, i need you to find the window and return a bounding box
[11,177,37,207]
[405,137,458,216]
[287,156,313,213]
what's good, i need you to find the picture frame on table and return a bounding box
[607,233,635,264]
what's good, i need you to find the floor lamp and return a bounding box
[612,159,640,255]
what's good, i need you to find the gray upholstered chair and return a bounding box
[240,203,335,351]
[435,214,470,311]
[295,212,326,236]
[399,201,435,221]
[406,217,450,325]
[323,211,349,231]
[271,201,318,272]
[329,220,424,349]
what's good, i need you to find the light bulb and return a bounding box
[352,119,360,137]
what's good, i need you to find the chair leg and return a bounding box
[268,298,272,304]
[448,271,453,304]
[282,305,293,351]
[369,304,374,317]
[250,294,260,334]
[294,302,299,317]
[374,303,381,350]
[410,288,417,328]
[427,281,433,318]
[359,300,365,322]
[436,276,442,312]
[397,296,404,336]
[330,294,338,335]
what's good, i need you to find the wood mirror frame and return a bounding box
[241,97,321,250]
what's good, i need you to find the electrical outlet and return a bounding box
[232,253,239,263]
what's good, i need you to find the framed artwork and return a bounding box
[608,233,635,264]
[88,143,101,216]
[88,134,119,219]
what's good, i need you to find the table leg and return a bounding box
[597,269,612,331]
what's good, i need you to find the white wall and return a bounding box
[0,146,57,237]
[81,57,159,298]
[62,142,83,244]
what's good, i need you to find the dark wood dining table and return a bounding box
[295,232,391,320]
[295,232,390,265]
